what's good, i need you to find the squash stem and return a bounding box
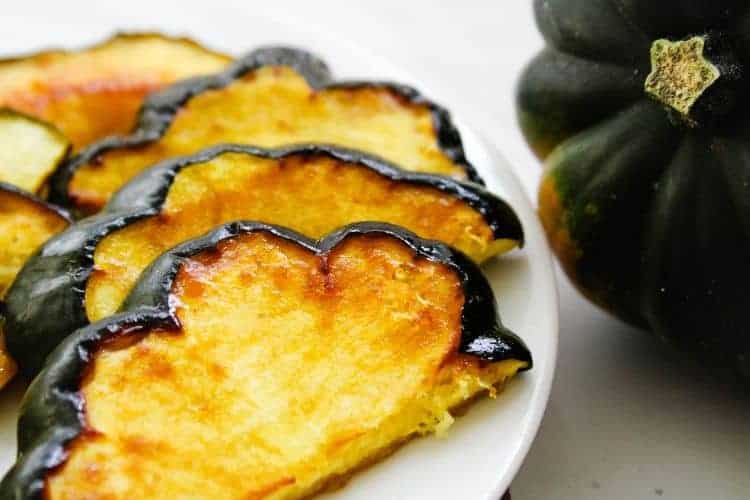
[644,36,721,126]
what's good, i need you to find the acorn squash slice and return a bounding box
[0,183,71,390]
[0,221,531,500]
[0,109,70,194]
[0,33,230,150]
[50,46,481,213]
[4,144,522,377]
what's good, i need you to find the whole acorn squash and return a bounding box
[518,0,750,380]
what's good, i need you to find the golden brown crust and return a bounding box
[0,34,230,149]
[47,232,525,499]
[68,66,467,211]
[85,152,502,322]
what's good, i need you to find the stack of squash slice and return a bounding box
[51,46,484,213]
[0,36,532,500]
[0,33,231,149]
[0,34,232,391]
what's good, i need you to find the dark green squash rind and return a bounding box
[542,100,683,327]
[0,183,73,337]
[48,45,483,210]
[6,143,522,378]
[516,48,645,158]
[614,0,743,39]
[0,221,531,500]
[533,0,651,65]
[3,210,154,377]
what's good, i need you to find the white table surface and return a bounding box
[255,2,750,499]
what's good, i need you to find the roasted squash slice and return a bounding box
[0,109,70,194]
[0,33,230,150]
[5,144,522,377]
[50,46,482,213]
[0,183,71,390]
[0,221,531,500]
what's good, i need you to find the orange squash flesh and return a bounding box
[69,66,468,212]
[85,151,515,323]
[0,34,230,149]
[48,232,526,500]
[0,186,70,389]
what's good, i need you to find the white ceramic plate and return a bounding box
[0,2,558,498]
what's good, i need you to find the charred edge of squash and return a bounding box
[3,209,153,379]
[48,45,482,207]
[107,144,521,242]
[5,143,521,378]
[0,184,71,394]
[0,221,531,500]
[323,81,478,183]
[121,221,531,363]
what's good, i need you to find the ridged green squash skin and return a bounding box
[518,0,750,380]
[0,221,531,500]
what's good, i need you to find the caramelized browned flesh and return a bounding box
[69,66,468,211]
[48,233,526,500]
[0,34,230,149]
[0,187,70,388]
[86,152,513,322]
